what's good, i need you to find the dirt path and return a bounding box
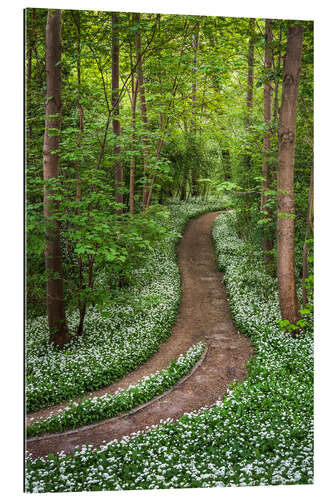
[26,212,253,459]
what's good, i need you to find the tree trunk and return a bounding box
[242,18,255,221]
[246,18,255,126]
[77,257,94,337]
[26,8,36,140]
[277,24,304,327]
[180,184,187,201]
[191,24,200,133]
[129,78,139,215]
[73,11,88,336]
[112,12,123,213]
[261,19,274,271]
[26,8,35,86]
[302,163,314,306]
[133,13,150,210]
[180,165,189,201]
[43,10,69,347]
[191,22,200,197]
[222,149,231,180]
[273,24,283,127]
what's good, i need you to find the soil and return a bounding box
[26,212,253,459]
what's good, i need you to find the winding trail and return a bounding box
[26,212,253,459]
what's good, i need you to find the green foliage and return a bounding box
[25,212,313,492]
[25,10,313,490]
[25,9,313,321]
[26,200,227,412]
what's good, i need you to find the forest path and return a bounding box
[26,212,252,459]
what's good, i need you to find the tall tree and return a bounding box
[261,19,274,271]
[43,9,69,347]
[246,18,255,125]
[240,18,256,223]
[26,8,37,141]
[112,12,123,213]
[191,20,201,197]
[72,11,87,337]
[277,23,304,326]
[129,24,139,215]
[273,23,283,126]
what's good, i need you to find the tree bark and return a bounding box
[112,12,123,213]
[273,24,283,127]
[43,9,69,347]
[180,163,189,201]
[277,24,304,326]
[246,18,255,126]
[133,13,150,209]
[222,149,231,180]
[191,24,200,133]
[302,163,314,306]
[73,11,88,337]
[129,78,139,215]
[241,18,256,221]
[26,8,35,87]
[26,8,36,140]
[261,19,274,270]
[191,22,200,197]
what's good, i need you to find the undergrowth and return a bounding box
[27,342,205,437]
[25,210,313,492]
[26,198,228,412]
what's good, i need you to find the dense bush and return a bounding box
[25,211,313,492]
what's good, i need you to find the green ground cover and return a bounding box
[27,342,205,436]
[26,210,313,492]
[26,199,228,412]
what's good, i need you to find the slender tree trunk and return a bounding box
[222,149,231,180]
[43,10,69,347]
[242,18,256,221]
[273,25,283,127]
[246,18,255,126]
[277,24,304,327]
[74,10,84,204]
[133,12,150,209]
[180,183,187,201]
[261,19,274,270]
[77,256,94,337]
[73,11,87,337]
[112,12,123,213]
[180,164,189,201]
[145,137,164,209]
[302,164,314,306]
[26,9,34,86]
[96,112,112,170]
[129,78,139,215]
[191,22,200,197]
[145,19,189,209]
[191,25,200,133]
[26,8,36,140]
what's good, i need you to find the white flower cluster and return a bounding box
[25,206,313,493]
[27,342,205,436]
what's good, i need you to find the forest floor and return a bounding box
[26,212,252,459]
